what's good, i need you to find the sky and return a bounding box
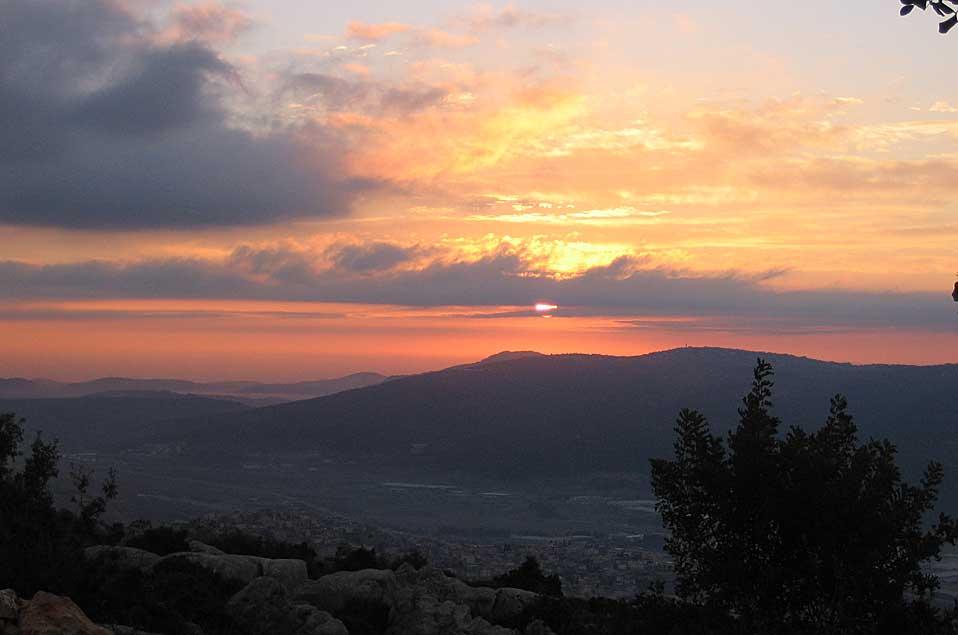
[3,0,958,380]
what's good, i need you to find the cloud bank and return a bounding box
[0,0,366,229]
[0,242,950,332]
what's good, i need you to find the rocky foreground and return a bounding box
[1,540,556,635]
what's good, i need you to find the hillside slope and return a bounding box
[159,348,958,484]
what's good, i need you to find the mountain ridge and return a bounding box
[146,347,958,506]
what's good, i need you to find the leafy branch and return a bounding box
[900,0,958,34]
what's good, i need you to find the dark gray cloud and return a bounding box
[0,0,366,229]
[71,44,232,135]
[325,242,424,272]
[0,246,952,332]
[228,244,319,285]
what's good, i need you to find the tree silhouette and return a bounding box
[0,411,118,594]
[900,1,958,34]
[651,360,958,632]
[492,556,563,597]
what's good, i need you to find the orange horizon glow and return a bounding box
[2,1,958,377]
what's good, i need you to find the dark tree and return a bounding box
[900,1,958,34]
[0,412,118,594]
[492,556,563,597]
[651,360,958,632]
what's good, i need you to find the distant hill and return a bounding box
[0,372,389,404]
[156,348,958,502]
[474,351,546,365]
[0,392,252,451]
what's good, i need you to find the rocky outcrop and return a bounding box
[293,565,543,634]
[522,620,555,635]
[1,589,19,621]
[0,590,145,635]
[85,543,308,593]
[104,627,164,635]
[227,577,347,635]
[393,566,498,619]
[83,546,160,574]
[294,568,397,614]
[156,552,262,587]
[1,589,21,635]
[187,540,225,555]
[16,591,111,635]
[489,588,539,624]
[247,557,308,593]
[78,542,543,634]
[386,594,513,635]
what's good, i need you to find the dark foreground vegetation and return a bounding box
[1,359,957,634]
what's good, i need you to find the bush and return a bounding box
[491,556,563,597]
[78,553,243,635]
[125,524,190,556]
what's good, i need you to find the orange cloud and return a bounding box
[345,21,412,41]
[157,2,254,45]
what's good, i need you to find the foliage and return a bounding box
[650,360,958,633]
[125,523,191,556]
[900,1,958,34]
[466,555,563,597]
[0,411,118,595]
[330,543,427,574]
[512,585,734,635]
[78,553,243,635]
[336,598,391,635]
[491,555,564,597]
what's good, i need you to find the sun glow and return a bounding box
[535,303,558,313]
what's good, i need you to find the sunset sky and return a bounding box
[3,0,958,380]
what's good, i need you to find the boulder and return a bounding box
[523,620,556,635]
[386,594,515,635]
[187,540,225,555]
[227,577,347,635]
[156,552,261,587]
[18,591,111,635]
[393,566,496,619]
[105,626,164,635]
[247,557,308,593]
[490,588,539,624]
[0,589,18,622]
[83,546,160,573]
[294,568,397,614]
[1,589,20,635]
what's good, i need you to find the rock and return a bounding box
[0,589,18,622]
[83,546,160,573]
[386,594,515,635]
[156,552,261,587]
[523,620,555,635]
[490,588,539,624]
[286,604,348,635]
[105,626,165,635]
[294,568,397,614]
[18,591,111,635]
[248,557,308,593]
[394,566,496,619]
[227,577,347,635]
[1,589,20,635]
[187,540,225,555]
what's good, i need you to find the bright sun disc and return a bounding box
[534,303,558,312]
